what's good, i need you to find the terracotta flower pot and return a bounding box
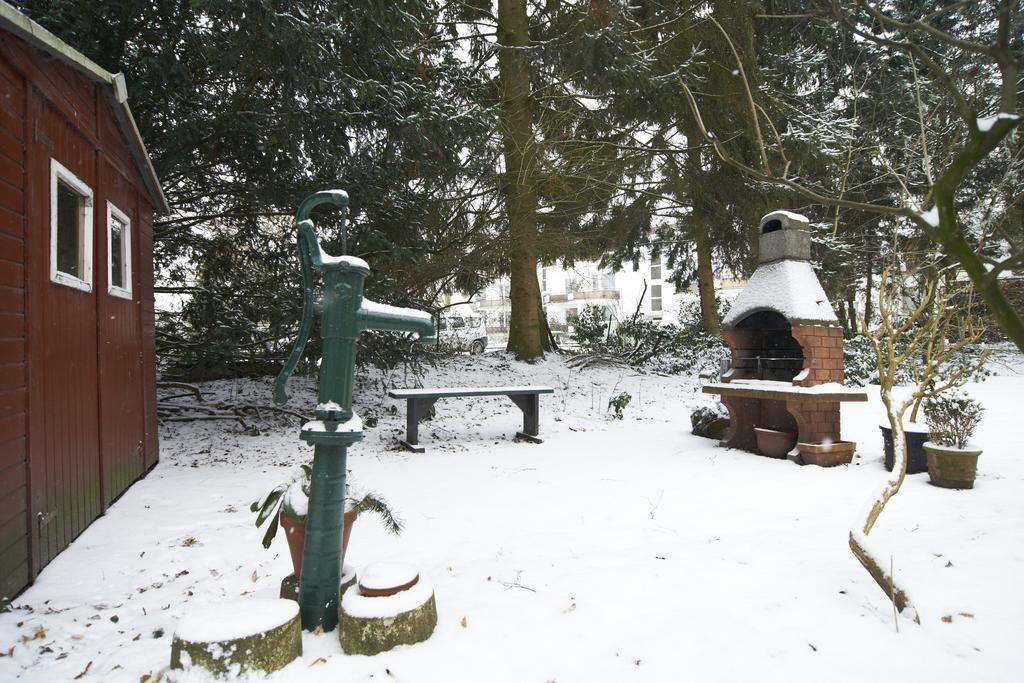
[280,509,358,576]
[754,427,797,458]
[924,442,982,489]
[797,440,856,467]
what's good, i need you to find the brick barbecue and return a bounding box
[703,211,867,462]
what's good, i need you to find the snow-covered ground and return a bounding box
[2,347,1023,682]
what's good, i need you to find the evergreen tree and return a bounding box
[16,0,499,377]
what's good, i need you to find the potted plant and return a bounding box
[251,464,403,576]
[923,393,985,489]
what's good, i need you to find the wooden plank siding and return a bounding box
[0,25,159,603]
[0,44,27,603]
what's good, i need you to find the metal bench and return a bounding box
[387,386,555,452]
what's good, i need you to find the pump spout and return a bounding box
[357,298,436,344]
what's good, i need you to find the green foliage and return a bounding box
[249,484,288,550]
[16,0,499,380]
[690,404,730,440]
[568,299,728,375]
[843,335,880,387]
[608,392,632,420]
[251,464,402,548]
[924,394,984,449]
[569,305,611,350]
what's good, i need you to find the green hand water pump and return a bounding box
[274,190,435,632]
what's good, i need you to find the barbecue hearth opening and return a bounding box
[733,311,804,382]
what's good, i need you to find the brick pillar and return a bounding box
[785,399,841,444]
[720,395,759,451]
[790,325,844,386]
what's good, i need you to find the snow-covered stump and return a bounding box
[280,565,356,602]
[339,563,437,656]
[170,599,302,676]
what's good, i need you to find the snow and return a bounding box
[879,420,929,434]
[976,113,1021,133]
[921,207,940,227]
[358,562,419,592]
[343,574,433,620]
[175,599,298,643]
[721,259,839,328]
[389,386,554,397]
[2,350,1024,682]
[762,209,809,225]
[317,249,369,271]
[360,298,433,324]
[714,379,867,396]
[301,414,362,433]
[316,401,342,412]
[283,480,307,517]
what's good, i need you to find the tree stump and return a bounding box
[339,563,437,655]
[170,599,302,675]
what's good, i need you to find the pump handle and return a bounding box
[274,191,350,405]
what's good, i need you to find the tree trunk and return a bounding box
[694,227,720,335]
[498,0,546,359]
[864,257,874,325]
[677,121,720,336]
[849,391,920,623]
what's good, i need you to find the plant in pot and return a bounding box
[867,272,988,474]
[251,463,403,577]
[849,268,988,619]
[923,393,984,489]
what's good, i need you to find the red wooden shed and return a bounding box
[0,3,167,603]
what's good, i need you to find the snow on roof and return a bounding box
[760,210,809,227]
[721,259,838,329]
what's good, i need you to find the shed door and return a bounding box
[97,160,145,505]
[28,96,101,570]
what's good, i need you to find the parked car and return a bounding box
[438,315,488,354]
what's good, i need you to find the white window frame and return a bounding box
[651,283,663,312]
[106,201,133,299]
[50,159,94,292]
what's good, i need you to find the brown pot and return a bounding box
[754,427,797,458]
[280,509,358,576]
[924,442,982,489]
[797,440,856,467]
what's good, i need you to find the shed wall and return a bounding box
[0,30,159,603]
[0,45,27,603]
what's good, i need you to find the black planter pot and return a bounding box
[880,425,930,474]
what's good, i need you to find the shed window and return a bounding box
[107,202,132,299]
[50,160,93,292]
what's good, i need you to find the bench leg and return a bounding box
[399,397,438,453]
[508,394,542,443]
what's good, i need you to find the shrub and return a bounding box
[923,393,984,449]
[690,404,730,440]
[567,298,729,376]
[608,392,632,419]
[569,305,611,351]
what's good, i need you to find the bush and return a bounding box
[923,393,984,449]
[567,299,729,376]
[690,404,729,440]
[569,305,611,350]
[843,335,878,386]
[608,392,632,419]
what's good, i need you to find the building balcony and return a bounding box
[475,298,510,309]
[565,289,619,301]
